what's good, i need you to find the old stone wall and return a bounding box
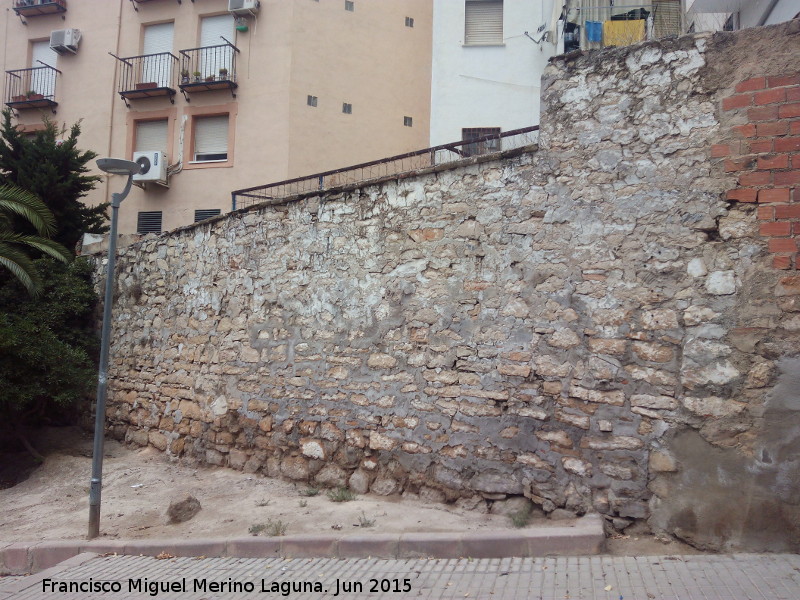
[95,22,800,551]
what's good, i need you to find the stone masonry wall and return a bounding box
[95,23,800,551]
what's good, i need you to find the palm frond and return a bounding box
[0,232,71,264]
[0,184,56,236]
[0,242,41,295]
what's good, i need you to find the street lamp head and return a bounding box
[96,157,142,176]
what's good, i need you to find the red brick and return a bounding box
[769,238,799,252]
[794,155,800,169]
[728,188,758,203]
[726,156,756,172]
[757,121,789,136]
[780,103,800,119]
[723,94,752,111]
[775,171,800,186]
[736,77,767,93]
[788,87,800,102]
[734,124,757,138]
[754,88,787,105]
[796,255,800,270]
[792,121,800,135]
[760,221,792,236]
[767,74,800,88]
[749,106,781,121]
[711,144,731,158]
[760,188,792,203]
[747,140,773,153]
[758,155,790,170]
[775,137,800,152]
[739,171,771,186]
[795,222,800,235]
[773,255,793,269]
[758,206,775,220]
[775,204,800,219]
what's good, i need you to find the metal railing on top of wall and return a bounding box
[231,125,540,211]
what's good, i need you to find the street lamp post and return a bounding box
[88,158,142,540]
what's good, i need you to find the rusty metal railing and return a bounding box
[4,64,60,111]
[231,125,539,211]
[111,51,179,106]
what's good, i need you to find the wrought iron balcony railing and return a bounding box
[566,2,683,52]
[178,41,240,100]
[4,64,60,111]
[111,52,179,106]
[13,0,67,18]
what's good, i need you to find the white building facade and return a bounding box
[429,0,563,147]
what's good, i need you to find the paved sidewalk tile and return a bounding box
[2,552,799,599]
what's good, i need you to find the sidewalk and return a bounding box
[2,552,799,599]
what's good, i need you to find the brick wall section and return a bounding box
[720,73,800,270]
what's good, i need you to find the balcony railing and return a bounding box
[232,126,540,211]
[112,52,178,106]
[4,64,60,111]
[178,41,240,100]
[568,2,683,51]
[13,0,67,18]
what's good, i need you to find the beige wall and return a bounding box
[1,0,432,235]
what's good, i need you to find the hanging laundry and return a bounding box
[603,19,645,47]
[586,21,603,43]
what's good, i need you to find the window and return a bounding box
[404,116,413,127]
[200,15,235,77]
[464,0,503,45]
[193,115,229,162]
[345,0,354,11]
[462,127,501,156]
[307,95,318,107]
[142,22,174,87]
[405,16,414,27]
[31,40,58,97]
[135,119,168,153]
[342,102,352,114]
[194,209,221,222]
[137,211,162,234]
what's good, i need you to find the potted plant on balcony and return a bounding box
[218,67,228,80]
[205,74,215,82]
[181,69,190,84]
[26,90,44,101]
[135,81,158,91]
[193,71,202,82]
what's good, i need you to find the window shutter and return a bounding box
[465,1,503,45]
[30,41,58,97]
[31,40,58,69]
[201,15,234,47]
[135,120,168,153]
[195,115,229,159]
[143,22,174,55]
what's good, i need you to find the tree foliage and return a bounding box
[0,109,104,250]
[0,258,98,429]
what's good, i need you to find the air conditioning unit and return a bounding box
[228,0,259,16]
[50,29,81,55]
[133,151,168,186]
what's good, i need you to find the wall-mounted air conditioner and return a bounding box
[228,0,259,17]
[50,29,81,55]
[133,151,168,186]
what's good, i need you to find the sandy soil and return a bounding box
[0,427,703,556]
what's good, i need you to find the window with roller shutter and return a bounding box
[134,119,168,155]
[464,0,503,45]
[193,115,229,162]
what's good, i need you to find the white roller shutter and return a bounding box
[143,22,174,86]
[135,120,168,153]
[194,115,229,161]
[465,1,503,45]
[31,41,58,97]
[200,15,235,76]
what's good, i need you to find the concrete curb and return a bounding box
[1,514,604,575]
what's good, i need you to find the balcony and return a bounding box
[112,52,178,106]
[565,2,683,52]
[4,65,60,112]
[12,0,67,18]
[178,42,240,100]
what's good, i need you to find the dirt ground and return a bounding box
[0,427,703,556]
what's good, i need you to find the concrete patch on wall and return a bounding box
[91,22,800,551]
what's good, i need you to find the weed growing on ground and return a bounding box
[249,519,288,536]
[300,487,320,497]
[357,511,375,528]
[256,499,271,507]
[327,486,357,502]
[509,505,532,528]
[299,499,308,508]
[248,523,266,535]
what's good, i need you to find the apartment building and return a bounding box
[430,0,686,148]
[1,0,431,235]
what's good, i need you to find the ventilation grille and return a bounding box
[194,209,222,222]
[137,211,163,234]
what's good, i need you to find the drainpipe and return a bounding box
[757,0,780,26]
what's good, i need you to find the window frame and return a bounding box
[183,102,237,170]
[126,108,177,164]
[464,0,504,46]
